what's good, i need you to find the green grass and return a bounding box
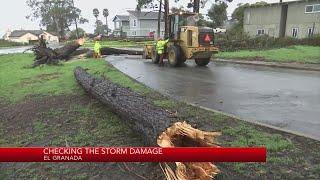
[1,53,319,179]
[82,40,153,48]
[223,125,294,152]
[268,156,294,164]
[0,53,150,102]
[216,45,320,64]
[153,99,177,109]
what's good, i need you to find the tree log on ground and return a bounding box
[74,66,221,179]
[100,47,143,55]
[30,39,85,67]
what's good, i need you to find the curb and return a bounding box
[187,102,319,141]
[106,56,319,142]
[215,59,320,72]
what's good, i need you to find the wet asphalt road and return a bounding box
[106,55,320,140]
[0,46,33,54]
[0,44,61,54]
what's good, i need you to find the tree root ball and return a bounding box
[30,38,85,67]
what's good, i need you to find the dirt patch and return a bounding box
[20,73,62,86]
[251,56,265,61]
[0,95,163,179]
[36,72,62,80]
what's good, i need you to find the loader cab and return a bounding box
[168,12,198,40]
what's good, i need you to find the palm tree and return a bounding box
[93,8,99,21]
[103,9,109,35]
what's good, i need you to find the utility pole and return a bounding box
[71,0,79,39]
[157,0,162,38]
[193,0,200,13]
[164,0,169,38]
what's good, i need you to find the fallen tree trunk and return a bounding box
[74,67,221,179]
[66,47,143,59]
[100,47,143,55]
[30,39,85,67]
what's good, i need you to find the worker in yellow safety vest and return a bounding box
[93,40,102,58]
[156,38,169,66]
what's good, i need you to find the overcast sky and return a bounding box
[0,0,294,36]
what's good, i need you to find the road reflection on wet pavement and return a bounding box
[107,55,320,140]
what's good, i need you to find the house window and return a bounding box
[132,31,136,36]
[314,4,320,12]
[292,28,298,38]
[305,5,313,13]
[305,4,320,13]
[257,29,265,35]
[307,28,314,37]
[133,19,137,27]
[115,22,120,29]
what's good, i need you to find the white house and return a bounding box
[113,11,165,38]
[112,15,130,37]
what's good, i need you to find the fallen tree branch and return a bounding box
[30,39,85,67]
[74,66,221,179]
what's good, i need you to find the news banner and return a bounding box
[0,147,266,162]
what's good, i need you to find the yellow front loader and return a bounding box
[143,12,219,67]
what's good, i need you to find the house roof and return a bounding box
[127,10,163,20]
[9,30,44,37]
[8,30,58,38]
[113,15,130,21]
[246,0,319,9]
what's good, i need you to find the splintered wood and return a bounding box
[158,122,221,180]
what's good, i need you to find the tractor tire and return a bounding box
[179,49,187,64]
[181,55,187,64]
[151,47,159,64]
[195,58,211,66]
[168,45,182,67]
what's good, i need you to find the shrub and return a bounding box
[215,33,320,52]
[0,39,25,47]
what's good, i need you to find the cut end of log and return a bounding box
[157,122,221,179]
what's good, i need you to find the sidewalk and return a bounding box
[215,59,320,71]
